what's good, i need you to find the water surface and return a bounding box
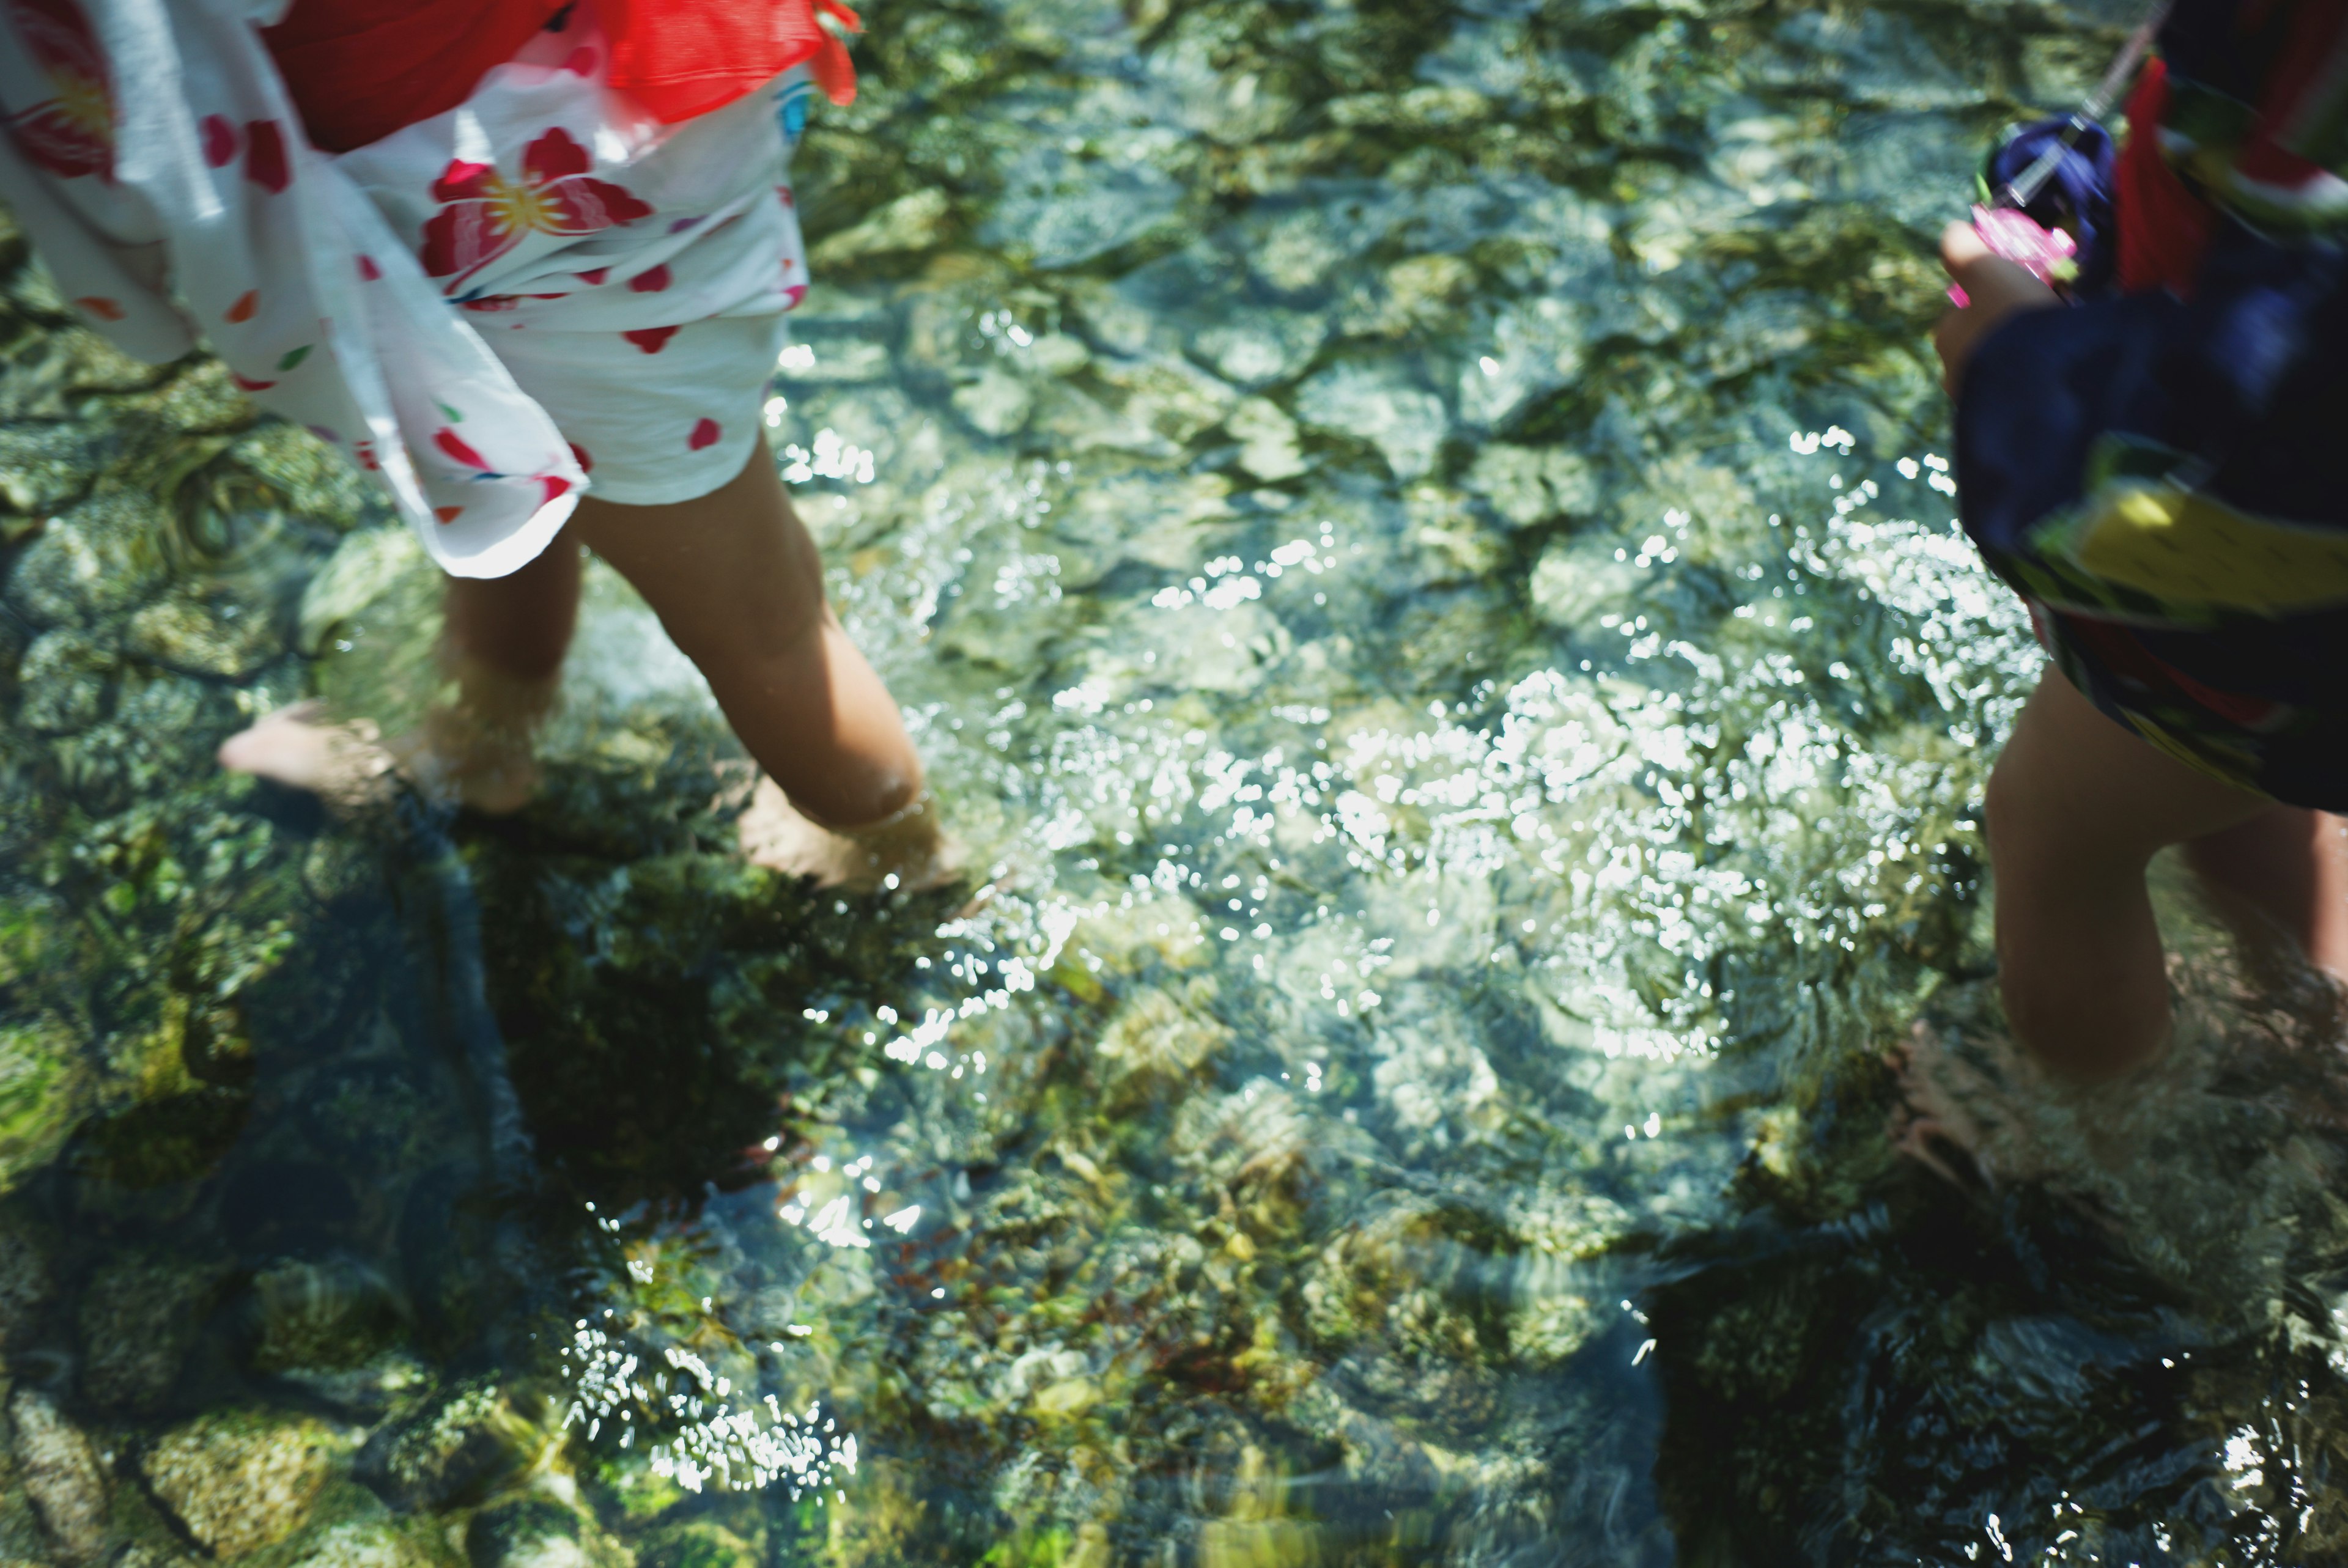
[7,1,2348,1565]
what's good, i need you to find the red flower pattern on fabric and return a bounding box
[4,0,114,182]
[435,427,489,469]
[199,114,237,168]
[243,119,289,193]
[419,127,654,295]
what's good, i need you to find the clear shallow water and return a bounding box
[9,0,2348,1564]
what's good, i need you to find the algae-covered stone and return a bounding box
[1293,363,1447,480]
[1192,311,1327,391]
[9,1390,109,1564]
[270,1353,434,1425]
[635,1521,755,1568]
[0,1016,87,1193]
[50,672,223,810]
[0,1210,53,1348]
[0,424,102,517]
[810,188,951,270]
[1093,984,1228,1114]
[15,628,113,734]
[5,493,172,627]
[143,1410,342,1559]
[78,1250,232,1412]
[1225,398,1305,483]
[295,527,426,657]
[248,1255,404,1374]
[1463,443,1598,529]
[124,592,279,679]
[1527,535,1645,629]
[462,1499,599,1568]
[354,1381,542,1512]
[219,421,383,539]
[0,1440,53,1567]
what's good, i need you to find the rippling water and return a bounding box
[9,1,2348,1564]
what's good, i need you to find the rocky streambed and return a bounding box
[9,0,2348,1564]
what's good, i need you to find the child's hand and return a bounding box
[1934,221,2060,396]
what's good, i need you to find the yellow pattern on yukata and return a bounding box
[2061,482,2348,613]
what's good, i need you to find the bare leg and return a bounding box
[415,536,581,812]
[569,447,952,887]
[2182,806,2348,981]
[1985,668,2270,1081]
[221,536,583,813]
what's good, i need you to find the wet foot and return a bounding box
[217,701,541,815]
[737,775,965,892]
[1885,1024,1997,1194]
[218,702,398,810]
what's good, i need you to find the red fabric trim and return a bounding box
[264,0,861,152]
[261,0,566,152]
[602,0,860,119]
[2114,60,2218,296]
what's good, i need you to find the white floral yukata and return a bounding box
[0,0,817,576]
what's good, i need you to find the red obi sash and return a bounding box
[262,0,858,153]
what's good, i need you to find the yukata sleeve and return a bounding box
[0,0,584,578]
[1952,225,2348,625]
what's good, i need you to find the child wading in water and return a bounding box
[0,0,948,889]
[1937,0,2348,1080]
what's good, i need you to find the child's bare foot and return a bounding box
[218,702,397,809]
[401,702,542,815]
[737,775,964,892]
[218,697,544,815]
[1886,1025,1996,1194]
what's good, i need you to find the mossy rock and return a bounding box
[238,1482,442,1568]
[635,1521,756,1568]
[78,1249,234,1413]
[246,1254,406,1376]
[0,1015,89,1194]
[142,1409,345,1560]
[9,1389,110,1565]
[354,1382,545,1514]
[70,1086,249,1191]
[0,1202,55,1349]
[463,1499,625,1568]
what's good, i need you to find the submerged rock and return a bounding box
[277,1519,426,1568]
[1225,397,1305,483]
[78,1250,232,1413]
[247,1254,405,1376]
[354,1380,544,1512]
[0,1211,53,1347]
[1293,363,1447,480]
[463,1498,621,1568]
[0,1017,88,1193]
[123,592,279,679]
[634,1520,756,1568]
[1093,983,1229,1115]
[14,628,114,734]
[1463,443,1598,529]
[0,1443,53,1568]
[294,527,425,658]
[8,1389,109,1565]
[142,1409,342,1559]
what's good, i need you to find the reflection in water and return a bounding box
[9,0,2348,1564]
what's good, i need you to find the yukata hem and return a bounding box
[578,425,767,506]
